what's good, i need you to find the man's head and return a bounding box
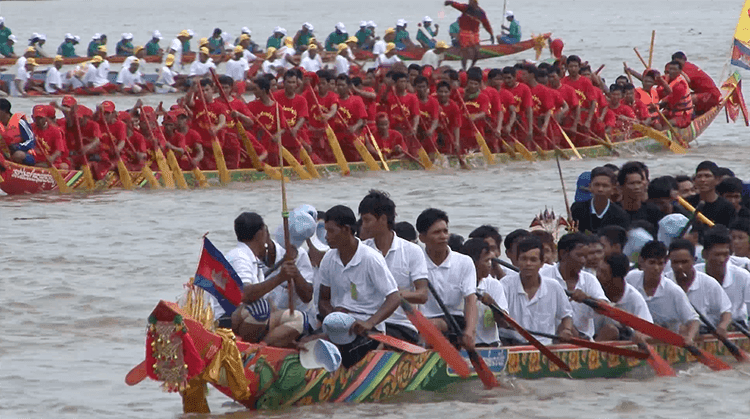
[416,208,450,251]
[465,68,482,95]
[730,218,750,257]
[460,238,492,279]
[671,51,687,65]
[0,98,12,121]
[597,252,631,300]
[436,80,451,103]
[468,225,502,258]
[394,221,418,243]
[324,205,358,249]
[694,160,720,195]
[335,73,351,96]
[675,174,695,198]
[648,176,678,215]
[566,55,582,76]
[234,212,267,249]
[530,230,556,264]
[598,225,627,257]
[590,166,616,201]
[504,228,530,265]
[668,238,696,281]
[557,232,589,274]
[393,72,409,93]
[716,176,744,212]
[358,189,396,238]
[199,78,214,101]
[585,234,605,270]
[502,66,516,88]
[702,226,732,271]
[516,236,545,279]
[283,70,298,94]
[639,240,667,279]
[609,84,623,105]
[617,161,645,199]
[666,60,683,79]
[414,75,430,98]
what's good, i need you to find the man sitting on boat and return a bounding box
[462,238,508,347]
[654,60,693,128]
[416,16,439,49]
[670,51,720,117]
[417,208,478,349]
[0,98,38,166]
[317,205,401,367]
[359,190,429,345]
[498,11,521,45]
[227,212,311,348]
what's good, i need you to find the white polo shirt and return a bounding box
[626,270,698,332]
[82,64,99,87]
[11,67,30,96]
[97,59,111,84]
[243,50,257,62]
[266,241,316,320]
[300,56,322,72]
[364,235,429,330]
[116,68,144,88]
[375,54,401,69]
[261,60,281,77]
[729,255,750,272]
[420,49,444,68]
[540,263,608,339]
[695,263,750,322]
[500,272,574,345]
[665,269,732,326]
[189,58,216,77]
[44,66,63,93]
[594,283,653,335]
[168,38,183,67]
[209,241,265,320]
[277,46,295,69]
[422,249,477,318]
[157,66,178,86]
[334,55,350,76]
[317,239,399,332]
[476,276,508,345]
[225,57,250,82]
[372,40,387,55]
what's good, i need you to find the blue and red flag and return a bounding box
[193,237,244,315]
[731,39,750,71]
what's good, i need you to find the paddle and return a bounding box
[363,125,391,171]
[271,96,320,179]
[391,87,434,169]
[437,115,469,168]
[676,196,715,227]
[678,201,705,237]
[455,92,495,164]
[568,291,733,371]
[691,303,750,362]
[647,30,656,69]
[633,47,648,69]
[99,111,135,190]
[506,131,535,162]
[120,117,161,189]
[425,281,498,388]
[330,108,381,171]
[479,295,571,373]
[732,320,750,340]
[628,119,686,154]
[555,155,574,226]
[527,330,649,360]
[137,105,176,188]
[638,342,677,377]
[401,299,470,378]
[194,82,231,185]
[654,108,687,147]
[307,85,351,175]
[125,360,148,386]
[367,332,426,354]
[33,133,71,193]
[70,105,96,190]
[415,115,448,167]
[551,119,582,159]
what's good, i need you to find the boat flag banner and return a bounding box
[732,0,750,70]
[193,237,244,314]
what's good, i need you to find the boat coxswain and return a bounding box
[0,98,38,166]
[444,0,494,70]
[226,212,310,347]
[671,51,720,116]
[359,191,429,345]
[417,208,478,349]
[625,240,700,345]
[317,205,401,367]
[654,60,694,128]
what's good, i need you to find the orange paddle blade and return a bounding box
[368,333,426,354]
[685,345,733,371]
[125,361,147,386]
[401,299,470,378]
[640,343,677,377]
[467,350,499,389]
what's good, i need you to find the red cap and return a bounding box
[101,100,116,113]
[32,105,48,118]
[76,105,93,118]
[550,39,564,59]
[170,107,188,118]
[118,111,132,122]
[61,95,77,107]
[459,70,467,87]
[163,111,178,123]
[422,66,433,79]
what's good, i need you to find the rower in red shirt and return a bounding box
[370,112,408,159]
[273,69,315,164]
[525,67,561,148]
[414,75,440,154]
[622,83,651,124]
[31,105,70,169]
[482,69,507,153]
[656,60,694,128]
[303,71,339,163]
[244,77,283,165]
[95,100,128,165]
[548,66,580,131]
[457,69,489,153]
[352,69,380,124]
[175,110,207,171]
[561,55,598,140]
[434,81,462,154]
[331,74,367,162]
[672,51,720,116]
[217,75,257,169]
[444,0,494,70]
[601,84,635,137]
[380,72,421,153]
[501,66,534,147]
[120,111,149,171]
[185,78,231,170]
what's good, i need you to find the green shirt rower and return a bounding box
[59,41,77,57]
[0,23,12,46]
[325,24,348,52]
[416,25,437,48]
[0,41,14,58]
[145,40,160,56]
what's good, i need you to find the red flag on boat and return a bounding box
[193,237,244,314]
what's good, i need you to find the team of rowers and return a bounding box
[209,157,750,366]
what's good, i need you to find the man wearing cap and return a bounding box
[421,41,449,68]
[156,54,180,93]
[359,191,430,344]
[225,45,250,83]
[167,30,191,68]
[80,56,106,94]
[44,56,66,94]
[12,59,41,97]
[294,23,315,53]
[372,28,395,56]
[0,98,38,166]
[325,23,348,52]
[334,44,351,76]
[116,59,147,93]
[58,34,78,58]
[0,18,11,46]
[14,47,36,71]
[498,11,521,44]
[87,33,101,57]
[0,34,17,58]
[226,212,311,347]
[95,100,127,166]
[278,37,300,69]
[261,48,284,77]
[300,44,322,72]
[32,105,69,169]
[208,28,224,55]
[234,27,250,46]
[375,42,401,69]
[145,31,163,56]
[174,110,204,169]
[189,47,216,77]
[317,205,401,366]
[417,16,440,49]
[267,27,287,49]
[354,21,373,50]
[115,33,134,56]
[444,0,494,70]
[394,19,415,50]
[237,34,258,61]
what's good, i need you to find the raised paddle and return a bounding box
[277,108,295,315]
[527,330,650,360]
[691,303,750,363]
[271,97,320,179]
[479,295,571,373]
[633,47,648,69]
[125,360,148,386]
[425,281,498,389]
[401,299,470,378]
[647,30,656,69]
[367,333,426,354]
[194,83,231,185]
[568,291,733,371]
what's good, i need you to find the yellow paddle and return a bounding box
[274,101,316,180]
[138,105,176,188]
[365,125,390,171]
[551,119,582,159]
[35,136,71,193]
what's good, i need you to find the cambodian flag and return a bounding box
[193,237,244,315]
[731,39,750,71]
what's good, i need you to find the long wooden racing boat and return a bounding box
[0,33,550,67]
[131,299,749,413]
[0,72,741,196]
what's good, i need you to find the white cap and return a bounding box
[396,19,408,27]
[38,34,46,41]
[30,32,39,40]
[322,312,357,345]
[221,31,232,43]
[241,26,251,35]
[423,16,432,23]
[152,30,162,39]
[121,32,129,40]
[8,34,16,43]
[299,339,342,372]
[92,33,101,40]
[360,21,367,27]
[64,33,73,40]
[367,20,377,28]
[273,210,317,249]
[187,29,195,37]
[73,35,81,42]
[505,10,514,18]
[0,17,5,25]
[335,22,346,32]
[303,22,314,31]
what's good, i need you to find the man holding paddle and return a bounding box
[444,0,494,70]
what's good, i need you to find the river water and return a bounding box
[2,0,750,417]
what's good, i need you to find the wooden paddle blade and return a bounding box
[154,148,176,188]
[211,140,231,185]
[640,343,677,377]
[565,337,649,359]
[48,165,71,193]
[125,361,148,385]
[166,150,188,189]
[142,166,161,189]
[117,159,134,190]
[325,124,351,175]
[514,141,535,162]
[192,167,209,188]
[81,164,96,190]
[474,131,495,165]
[467,350,498,389]
[685,345,733,371]
[354,139,381,171]
[417,147,435,170]
[631,123,686,154]
[584,299,686,347]
[368,333,426,354]
[298,146,321,178]
[401,299,471,378]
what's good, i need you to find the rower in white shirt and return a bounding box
[300,44,322,72]
[116,59,146,93]
[420,40,449,69]
[44,55,65,94]
[156,54,179,93]
[666,238,732,336]
[223,212,310,348]
[625,240,700,345]
[358,190,429,345]
[417,208,478,349]
[82,56,105,87]
[225,45,250,82]
[500,236,575,345]
[460,238,508,347]
[189,47,216,77]
[167,30,191,69]
[11,58,37,97]
[95,46,111,84]
[539,233,609,340]
[375,42,401,69]
[261,48,284,78]
[334,43,350,76]
[317,205,400,368]
[695,228,750,327]
[594,252,652,343]
[372,27,394,56]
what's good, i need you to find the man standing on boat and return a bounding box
[444,0,494,70]
[670,52,720,116]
